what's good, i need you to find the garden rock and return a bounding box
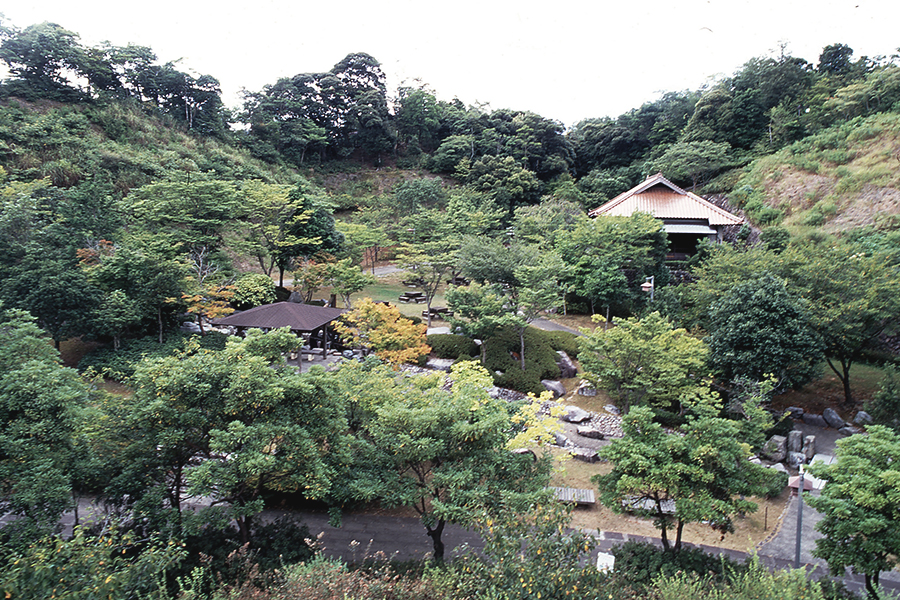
[288,291,304,303]
[577,383,597,396]
[802,413,828,428]
[769,462,789,474]
[426,326,451,335]
[604,404,621,416]
[426,358,454,372]
[180,321,201,333]
[839,425,863,436]
[763,435,787,463]
[787,451,807,468]
[554,432,570,447]
[803,436,816,461]
[570,447,599,463]
[541,379,566,398]
[556,351,578,379]
[577,426,604,440]
[853,411,872,425]
[785,406,804,418]
[788,430,802,453]
[823,408,846,429]
[561,405,591,423]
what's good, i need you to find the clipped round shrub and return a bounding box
[232,272,276,310]
[427,334,479,359]
[483,326,562,394]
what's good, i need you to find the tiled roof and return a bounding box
[212,302,346,332]
[589,173,743,226]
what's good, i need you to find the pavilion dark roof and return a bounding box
[211,302,346,333]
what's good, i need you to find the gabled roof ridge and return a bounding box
[588,172,742,225]
[589,172,688,216]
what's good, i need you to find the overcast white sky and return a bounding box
[3,0,899,127]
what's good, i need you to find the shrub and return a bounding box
[426,334,479,359]
[542,329,580,357]
[483,326,562,394]
[78,332,229,380]
[612,541,743,589]
[232,272,276,309]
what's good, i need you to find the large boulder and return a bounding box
[541,379,566,398]
[823,408,846,429]
[570,447,599,463]
[556,351,578,379]
[788,430,803,453]
[853,411,873,425]
[763,435,787,463]
[802,413,828,428]
[561,405,591,423]
[577,426,604,440]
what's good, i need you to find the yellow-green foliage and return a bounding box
[732,112,900,230]
[0,99,301,196]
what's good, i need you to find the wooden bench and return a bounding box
[548,486,596,505]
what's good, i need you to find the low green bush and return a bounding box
[79,332,229,380]
[542,329,580,357]
[612,541,743,589]
[427,334,479,359]
[232,272,276,310]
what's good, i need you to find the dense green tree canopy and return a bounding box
[706,272,823,390]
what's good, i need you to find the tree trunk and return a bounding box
[519,326,526,371]
[826,356,854,407]
[158,306,164,344]
[426,519,446,561]
[237,514,253,546]
[674,520,685,551]
[865,572,880,600]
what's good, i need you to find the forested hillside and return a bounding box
[3,18,900,600]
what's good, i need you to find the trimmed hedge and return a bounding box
[427,334,479,359]
[483,326,565,395]
[79,331,230,380]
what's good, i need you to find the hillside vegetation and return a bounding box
[730,112,900,231]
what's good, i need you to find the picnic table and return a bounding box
[399,291,426,303]
[422,306,454,319]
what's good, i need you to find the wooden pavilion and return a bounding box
[589,173,744,259]
[211,302,346,361]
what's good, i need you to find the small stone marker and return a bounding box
[802,435,816,461]
[788,430,802,453]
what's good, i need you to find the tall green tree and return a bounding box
[595,404,777,552]
[343,361,551,560]
[578,312,712,414]
[807,426,900,599]
[0,309,86,547]
[706,272,823,390]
